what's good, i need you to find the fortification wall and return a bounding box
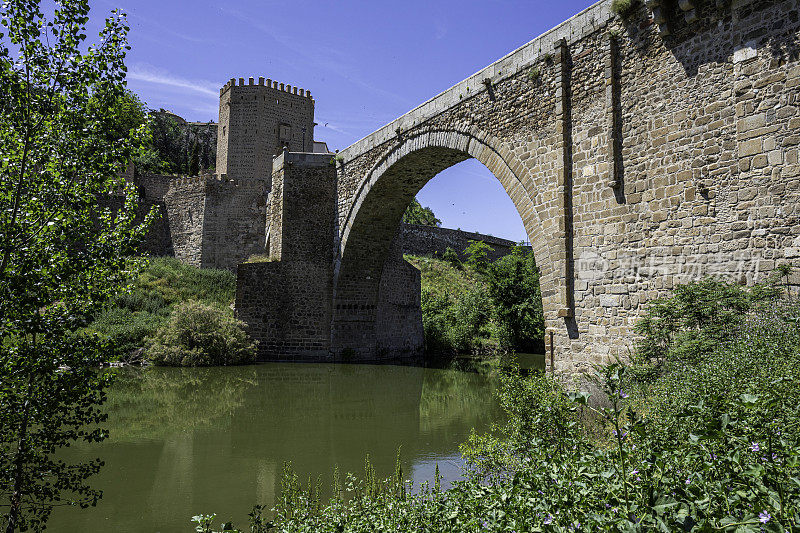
[201,178,268,270]
[135,173,177,201]
[162,176,206,267]
[399,223,521,261]
[216,77,315,181]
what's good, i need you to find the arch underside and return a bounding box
[330,130,560,359]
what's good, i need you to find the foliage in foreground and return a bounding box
[88,257,235,357]
[146,300,256,367]
[197,275,800,532]
[0,1,151,530]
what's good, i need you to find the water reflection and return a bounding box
[49,364,501,532]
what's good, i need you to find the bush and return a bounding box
[146,301,256,366]
[441,246,461,268]
[632,276,779,376]
[611,0,636,18]
[463,240,493,274]
[448,287,492,352]
[485,246,544,352]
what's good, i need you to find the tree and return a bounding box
[145,110,187,174]
[485,246,544,351]
[402,197,441,227]
[463,240,494,275]
[0,1,153,531]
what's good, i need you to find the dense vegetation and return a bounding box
[193,272,800,532]
[402,198,441,227]
[134,108,217,175]
[407,242,544,356]
[88,257,236,361]
[147,300,256,366]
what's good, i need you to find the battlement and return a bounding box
[220,76,313,100]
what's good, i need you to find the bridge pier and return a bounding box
[235,151,423,362]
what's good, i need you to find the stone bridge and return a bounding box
[236,0,800,373]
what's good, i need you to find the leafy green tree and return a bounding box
[463,240,494,274]
[402,197,441,227]
[0,1,152,530]
[485,246,544,351]
[144,110,187,174]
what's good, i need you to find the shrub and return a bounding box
[485,246,544,352]
[632,276,779,374]
[447,287,492,352]
[146,300,256,366]
[441,246,461,268]
[463,240,494,274]
[611,0,636,19]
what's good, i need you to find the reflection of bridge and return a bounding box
[236,0,800,373]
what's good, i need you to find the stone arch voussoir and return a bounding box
[337,128,562,323]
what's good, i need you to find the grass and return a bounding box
[243,254,276,263]
[405,254,482,297]
[87,257,236,358]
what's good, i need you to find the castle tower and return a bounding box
[216,77,315,181]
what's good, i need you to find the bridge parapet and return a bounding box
[328,0,800,373]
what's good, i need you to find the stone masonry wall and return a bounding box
[201,178,268,270]
[375,231,424,360]
[216,77,315,182]
[162,177,206,267]
[399,223,522,262]
[236,153,338,361]
[334,0,800,373]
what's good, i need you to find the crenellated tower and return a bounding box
[216,77,315,181]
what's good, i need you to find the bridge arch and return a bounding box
[331,128,562,359]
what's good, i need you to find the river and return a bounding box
[46,358,542,532]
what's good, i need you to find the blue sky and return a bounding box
[99,0,596,241]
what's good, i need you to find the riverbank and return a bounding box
[87,257,236,360]
[197,274,800,532]
[91,252,544,363]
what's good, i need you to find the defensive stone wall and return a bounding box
[202,178,268,270]
[399,223,522,261]
[162,176,206,267]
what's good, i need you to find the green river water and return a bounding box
[45,358,540,532]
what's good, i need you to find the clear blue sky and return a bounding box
[98,0,595,241]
